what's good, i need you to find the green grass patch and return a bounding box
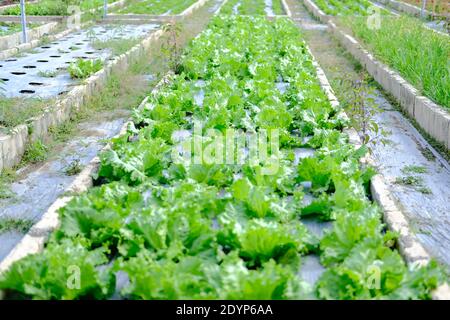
[21,140,49,164]
[116,0,197,15]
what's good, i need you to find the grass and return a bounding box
[341,15,450,108]
[313,0,375,16]
[394,175,432,195]
[21,140,49,164]
[0,169,16,200]
[37,70,60,78]
[1,0,116,16]
[400,0,448,14]
[0,97,51,132]
[0,22,21,37]
[116,0,197,15]
[0,218,34,234]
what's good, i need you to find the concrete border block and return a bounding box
[415,96,450,146]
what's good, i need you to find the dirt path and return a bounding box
[286,0,450,271]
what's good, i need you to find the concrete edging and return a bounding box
[301,0,450,151]
[0,21,60,51]
[377,0,433,17]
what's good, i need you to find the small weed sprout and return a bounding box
[161,21,183,72]
[338,73,389,152]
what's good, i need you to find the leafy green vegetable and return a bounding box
[0,240,114,300]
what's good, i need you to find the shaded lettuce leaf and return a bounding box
[0,239,114,300]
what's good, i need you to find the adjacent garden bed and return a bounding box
[0,15,445,300]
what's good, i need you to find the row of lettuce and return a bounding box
[0,0,197,16]
[310,0,449,108]
[0,16,444,300]
[220,0,285,15]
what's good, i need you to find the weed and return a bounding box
[39,35,51,46]
[21,140,49,164]
[64,159,83,176]
[0,218,34,234]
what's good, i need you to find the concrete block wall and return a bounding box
[302,0,450,150]
[299,0,450,298]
